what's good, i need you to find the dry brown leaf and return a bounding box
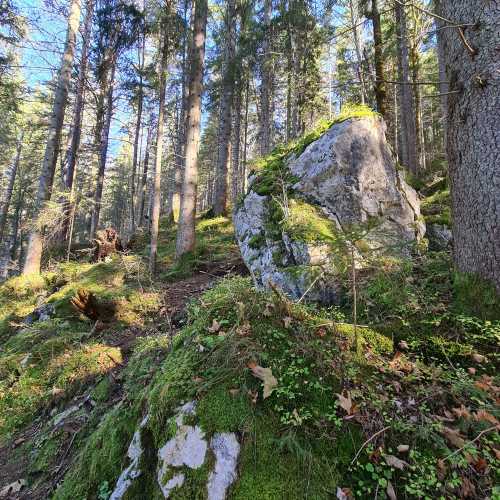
[386,480,397,500]
[283,316,292,328]
[460,476,476,498]
[336,487,353,500]
[474,410,499,425]
[336,390,358,415]
[472,457,488,473]
[467,367,476,375]
[248,363,278,399]
[442,426,466,448]
[263,303,274,317]
[247,389,258,404]
[452,405,472,419]
[398,340,409,350]
[471,353,486,364]
[0,479,26,498]
[208,319,221,333]
[384,454,408,470]
[397,444,409,453]
[437,458,447,479]
[228,388,240,397]
[236,321,251,337]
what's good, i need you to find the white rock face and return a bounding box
[110,415,150,500]
[207,433,240,500]
[234,116,425,303]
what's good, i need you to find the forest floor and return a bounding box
[0,186,499,500]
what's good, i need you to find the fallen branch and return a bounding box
[443,424,499,461]
[350,426,391,465]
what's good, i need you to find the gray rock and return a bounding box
[234,116,425,303]
[23,303,55,325]
[110,415,150,500]
[207,433,240,500]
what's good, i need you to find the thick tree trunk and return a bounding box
[61,0,94,241]
[175,0,207,258]
[23,0,81,275]
[259,0,272,157]
[213,0,236,216]
[395,1,418,174]
[90,62,116,240]
[0,135,23,243]
[369,0,386,117]
[435,1,449,149]
[441,0,500,290]
[149,37,168,275]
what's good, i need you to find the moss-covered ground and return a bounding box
[0,118,499,500]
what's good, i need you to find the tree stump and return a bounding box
[92,227,124,263]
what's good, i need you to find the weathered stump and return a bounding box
[92,227,124,263]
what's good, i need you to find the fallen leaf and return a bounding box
[392,381,402,393]
[316,327,327,338]
[236,322,251,337]
[247,389,258,404]
[192,376,204,383]
[208,319,221,333]
[384,454,408,470]
[468,367,476,375]
[263,302,274,317]
[228,388,240,397]
[248,363,278,398]
[474,410,499,425]
[283,316,292,328]
[397,444,409,453]
[336,390,356,415]
[386,480,397,500]
[437,458,447,479]
[0,479,26,498]
[473,457,488,473]
[442,426,466,448]
[460,476,476,498]
[336,487,353,500]
[452,405,471,419]
[471,353,486,364]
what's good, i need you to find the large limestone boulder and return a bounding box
[234,114,424,303]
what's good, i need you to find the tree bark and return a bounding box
[149,36,168,275]
[259,0,272,157]
[369,0,386,117]
[440,0,500,291]
[130,32,145,235]
[0,134,23,243]
[90,61,116,240]
[213,0,236,216]
[61,0,94,241]
[231,75,242,202]
[23,0,81,275]
[138,119,152,226]
[349,0,367,105]
[395,0,418,174]
[175,0,207,258]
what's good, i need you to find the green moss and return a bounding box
[335,323,393,355]
[197,385,252,435]
[248,232,265,250]
[284,199,337,243]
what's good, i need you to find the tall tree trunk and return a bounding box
[175,0,207,258]
[231,76,242,202]
[259,0,272,157]
[395,0,418,174]
[435,0,449,150]
[242,74,250,194]
[23,0,81,275]
[130,32,145,235]
[90,61,116,240]
[138,120,152,226]
[150,37,168,275]
[61,0,94,241]
[348,0,367,105]
[410,45,426,170]
[369,0,386,117]
[0,135,23,242]
[213,0,236,215]
[441,0,500,291]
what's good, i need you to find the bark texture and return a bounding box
[23,0,81,275]
[259,0,272,157]
[213,0,236,216]
[441,0,500,290]
[368,0,386,117]
[176,0,207,258]
[150,36,168,275]
[395,1,418,174]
